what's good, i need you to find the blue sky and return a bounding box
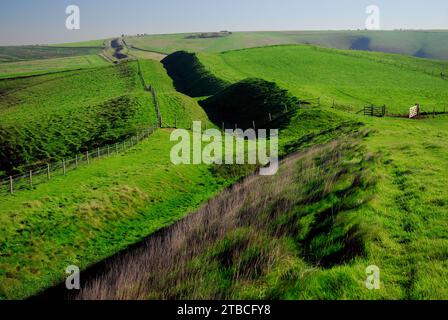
[1,0,447,45]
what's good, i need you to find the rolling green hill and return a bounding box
[195,45,448,114]
[0,46,103,63]
[1,34,448,301]
[0,62,156,177]
[0,129,241,299]
[125,30,448,60]
[138,59,210,127]
[73,114,448,300]
[0,55,110,79]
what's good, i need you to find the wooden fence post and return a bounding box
[29,170,33,186]
[62,160,66,175]
[75,155,78,168]
[47,164,51,180]
[86,151,90,164]
[107,145,110,157]
[9,176,13,194]
[98,147,101,159]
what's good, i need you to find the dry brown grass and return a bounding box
[75,134,377,300]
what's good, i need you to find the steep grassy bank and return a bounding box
[138,59,210,127]
[75,128,384,299]
[162,51,229,97]
[0,62,156,177]
[67,114,448,300]
[200,78,299,130]
[0,130,241,300]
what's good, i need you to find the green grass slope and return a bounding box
[125,31,448,59]
[200,78,299,130]
[138,59,210,127]
[0,46,103,63]
[0,129,239,299]
[0,62,157,177]
[70,113,448,300]
[0,55,110,79]
[196,45,448,114]
[162,51,230,97]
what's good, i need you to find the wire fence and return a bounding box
[0,125,158,195]
[159,97,321,130]
[330,99,448,118]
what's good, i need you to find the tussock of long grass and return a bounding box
[76,133,378,300]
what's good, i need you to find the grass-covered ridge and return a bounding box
[0,62,156,177]
[200,78,299,130]
[162,51,230,97]
[197,45,448,114]
[0,130,241,300]
[138,59,210,127]
[0,55,110,79]
[0,46,103,63]
[75,129,384,299]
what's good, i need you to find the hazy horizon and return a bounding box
[1,0,448,46]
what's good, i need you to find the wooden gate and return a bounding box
[364,105,386,117]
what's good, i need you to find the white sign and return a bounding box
[409,105,419,118]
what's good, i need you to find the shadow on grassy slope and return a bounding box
[162,51,230,97]
[73,128,380,300]
[200,78,299,131]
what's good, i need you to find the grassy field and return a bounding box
[0,129,243,299]
[196,45,448,114]
[138,59,210,127]
[0,62,157,177]
[0,55,110,79]
[358,115,448,299]
[49,39,108,48]
[127,48,167,61]
[0,46,103,63]
[70,113,448,300]
[124,30,448,59]
[1,35,448,300]
[79,45,446,299]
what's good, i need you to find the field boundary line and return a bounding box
[0,125,158,196]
